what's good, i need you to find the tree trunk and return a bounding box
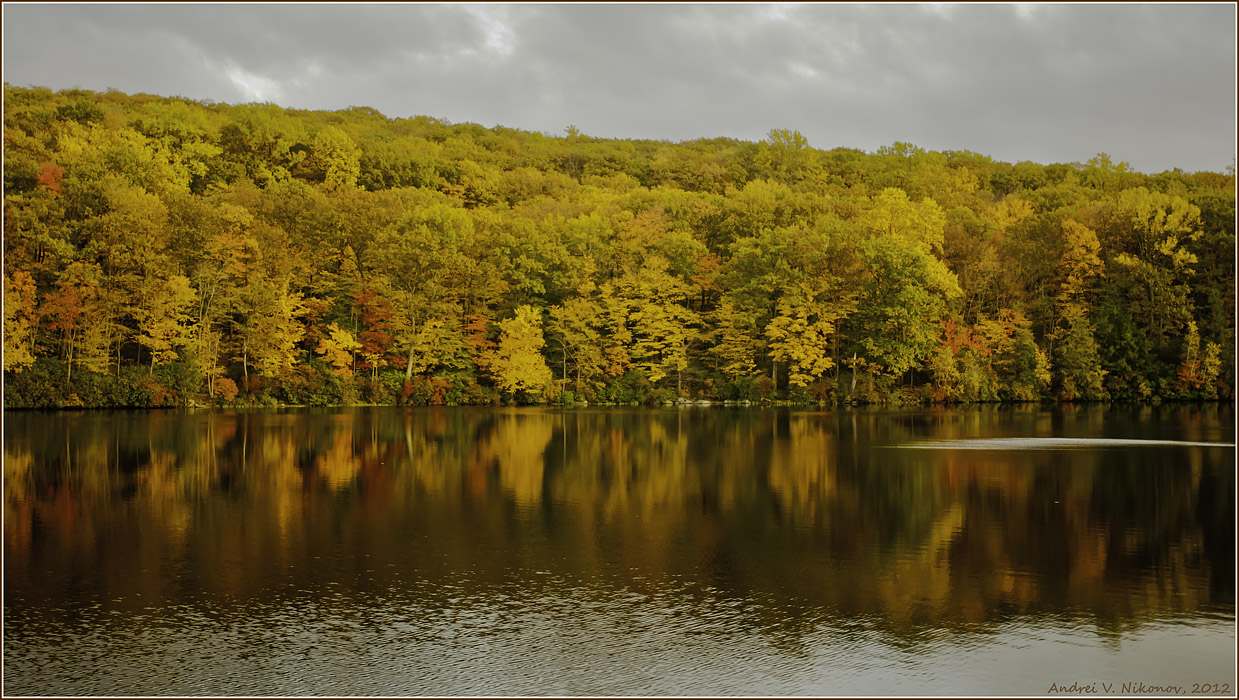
[832,334,839,379]
[558,339,568,394]
[404,319,419,381]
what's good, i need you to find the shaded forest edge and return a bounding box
[2,86,1234,409]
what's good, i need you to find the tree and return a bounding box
[239,275,305,380]
[353,287,399,378]
[709,300,762,381]
[610,258,701,391]
[977,309,1050,400]
[857,187,948,254]
[853,229,960,380]
[1057,219,1104,303]
[1054,303,1107,401]
[1200,341,1223,399]
[182,201,253,390]
[484,305,555,400]
[764,290,845,388]
[3,269,38,373]
[369,203,471,380]
[720,218,858,387]
[36,162,66,194]
[2,85,1234,408]
[1176,320,1222,399]
[3,189,74,280]
[58,262,119,377]
[761,128,816,183]
[1106,187,1202,350]
[317,323,362,377]
[547,293,606,394]
[41,273,97,382]
[401,316,468,377]
[133,274,197,373]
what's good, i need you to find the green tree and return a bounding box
[1105,187,1202,351]
[1053,302,1107,401]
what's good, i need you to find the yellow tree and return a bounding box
[597,280,634,377]
[620,258,701,392]
[764,288,848,388]
[59,262,117,376]
[631,294,698,389]
[309,125,362,192]
[400,316,468,377]
[1057,219,1104,304]
[857,187,948,254]
[181,200,254,391]
[316,323,362,377]
[547,293,606,394]
[1050,219,1107,400]
[1176,320,1223,398]
[133,274,197,373]
[240,276,306,381]
[3,269,38,373]
[484,305,555,401]
[369,203,471,381]
[709,300,761,381]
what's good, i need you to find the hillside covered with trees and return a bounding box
[3,86,1234,408]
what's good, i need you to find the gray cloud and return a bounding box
[3,3,1234,173]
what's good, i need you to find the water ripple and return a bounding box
[5,586,1234,696]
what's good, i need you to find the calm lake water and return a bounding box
[4,404,1235,696]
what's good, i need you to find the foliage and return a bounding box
[2,86,1234,407]
[483,305,555,402]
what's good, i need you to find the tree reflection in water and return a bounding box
[4,404,1234,647]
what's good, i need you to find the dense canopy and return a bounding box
[3,86,1234,408]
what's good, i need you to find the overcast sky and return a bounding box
[3,3,1235,174]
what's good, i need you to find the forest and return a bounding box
[2,85,1234,408]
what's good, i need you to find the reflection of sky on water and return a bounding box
[892,437,1236,449]
[6,580,1234,696]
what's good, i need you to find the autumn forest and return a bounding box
[2,86,1235,408]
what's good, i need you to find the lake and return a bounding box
[3,404,1235,696]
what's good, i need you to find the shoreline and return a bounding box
[3,397,1232,413]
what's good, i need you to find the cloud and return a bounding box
[226,66,282,104]
[2,3,1234,172]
